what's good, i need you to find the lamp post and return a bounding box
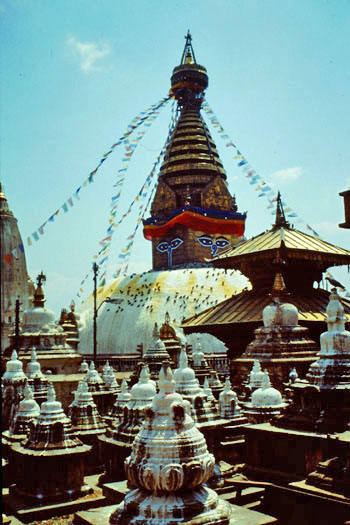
[14,298,21,354]
[339,189,350,229]
[93,263,99,364]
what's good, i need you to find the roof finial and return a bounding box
[273,191,290,229]
[33,271,46,307]
[180,30,196,64]
[272,272,287,298]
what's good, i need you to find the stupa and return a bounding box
[9,383,91,502]
[159,311,183,366]
[84,361,117,416]
[1,349,27,430]
[108,361,274,524]
[276,288,350,434]
[0,184,34,351]
[112,378,132,418]
[5,272,83,374]
[69,379,107,474]
[25,348,49,405]
[242,370,287,424]
[99,364,157,483]
[219,377,240,419]
[142,323,171,379]
[234,274,319,388]
[58,302,81,350]
[78,32,248,359]
[2,383,40,455]
[244,291,350,484]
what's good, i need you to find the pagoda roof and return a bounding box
[182,288,350,328]
[213,226,350,266]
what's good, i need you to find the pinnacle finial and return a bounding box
[121,378,128,393]
[180,30,196,64]
[11,349,18,361]
[33,272,46,307]
[262,370,271,388]
[179,347,188,368]
[24,382,34,399]
[273,192,290,229]
[31,348,38,362]
[272,272,287,297]
[47,383,56,402]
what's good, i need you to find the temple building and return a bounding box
[0,184,34,351]
[182,194,350,368]
[78,33,248,359]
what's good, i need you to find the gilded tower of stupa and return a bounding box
[143,32,246,270]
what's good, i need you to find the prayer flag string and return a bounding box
[202,101,320,238]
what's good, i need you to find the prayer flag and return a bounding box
[32,232,40,241]
[19,243,24,253]
[4,253,12,264]
[62,203,69,213]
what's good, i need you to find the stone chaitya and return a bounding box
[241,370,287,424]
[84,361,118,416]
[112,378,132,418]
[108,361,276,524]
[234,273,318,389]
[69,379,107,474]
[276,288,350,434]
[58,302,81,350]
[9,383,91,502]
[159,311,182,366]
[109,362,233,524]
[99,365,157,483]
[25,348,49,405]
[2,383,40,455]
[1,350,27,430]
[5,272,82,374]
[142,323,170,379]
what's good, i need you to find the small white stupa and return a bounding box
[219,377,240,419]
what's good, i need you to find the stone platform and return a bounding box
[74,502,277,525]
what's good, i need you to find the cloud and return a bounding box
[269,166,303,184]
[66,36,111,73]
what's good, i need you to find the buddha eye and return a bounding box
[170,238,183,249]
[198,235,213,247]
[157,242,169,253]
[215,237,230,248]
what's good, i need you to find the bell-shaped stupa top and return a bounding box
[251,370,284,408]
[130,364,157,401]
[9,383,40,436]
[262,275,298,328]
[85,361,104,390]
[113,378,132,417]
[26,348,44,379]
[249,360,266,388]
[193,336,207,367]
[219,377,239,418]
[3,350,27,383]
[174,347,201,395]
[79,359,89,373]
[306,289,350,386]
[69,380,106,433]
[22,272,56,328]
[203,375,215,401]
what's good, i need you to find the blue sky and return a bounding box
[2,0,350,314]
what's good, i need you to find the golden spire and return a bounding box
[272,272,287,298]
[33,272,46,307]
[273,191,290,229]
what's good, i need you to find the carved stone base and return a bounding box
[109,485,232,524]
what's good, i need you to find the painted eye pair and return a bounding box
[197,235,230,255]
[157,238,184,265]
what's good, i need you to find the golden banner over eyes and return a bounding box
[143,209,246,240]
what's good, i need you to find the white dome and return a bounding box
[251,372,283,407]
[3,350,26,382]
[130,366,157,400]
[78,267,247,355]
[263,300,298,328]
[22,306,56,328]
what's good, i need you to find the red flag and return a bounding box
[4,253,12,264]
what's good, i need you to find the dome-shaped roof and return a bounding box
[249,360,266,387]
[26,348,44,379]
[263,298,298,328]
[3,350,27,382]
[16,383,40,416]
[251,371,283,407]
[22,306,56,329]
[130,365,157,400]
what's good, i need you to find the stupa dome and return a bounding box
[251,371,283,407]
[174,347,197,384]
[12,383,40,424]
[26,348,44,379]
[22,305,56,329]
[3,350,26,383]
[78,267,246,356]
[130,365,157,400]
[263,298,298,328]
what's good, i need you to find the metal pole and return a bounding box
[15,298,21,354]
[93,263,98,364]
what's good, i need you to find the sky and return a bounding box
[1,0,350,315]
